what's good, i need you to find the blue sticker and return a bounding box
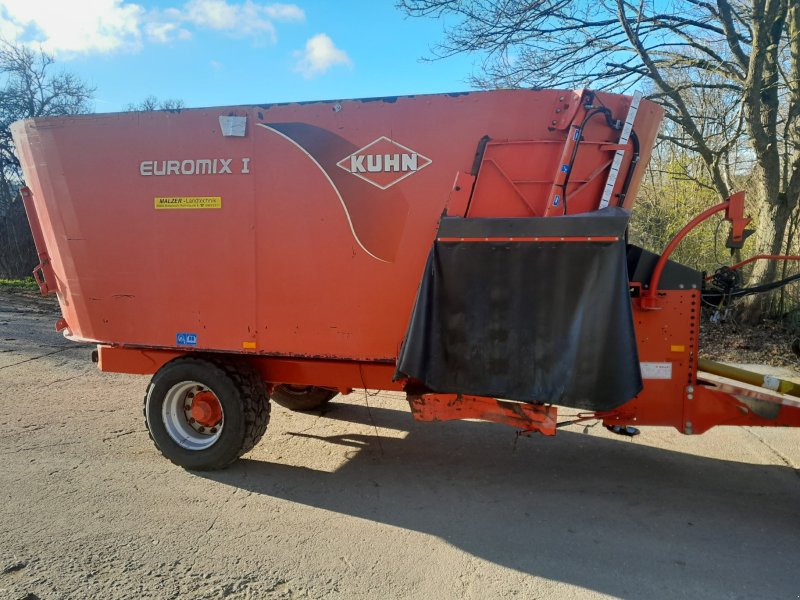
[573,129,581,140]
[560,164,570,173]
[177,332,198,346]
[553,195,560,207]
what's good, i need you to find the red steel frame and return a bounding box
[640,191,751,310]
[82,166,800,436]
[95,278,800,436]
[16,88,800,438]
[703,254,800,280]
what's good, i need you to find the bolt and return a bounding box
[189,418,196,424]
[552,120,557,125]
[185,405,191,411]
[210,428,217,434]
[198,426,205,433]
[555,108,561,113]
[687,394,694,400]
[685,421,693,434]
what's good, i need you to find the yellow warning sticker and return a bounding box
[154,196,222,209]
[242,341,257,349]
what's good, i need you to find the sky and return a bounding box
[0,0,483,112]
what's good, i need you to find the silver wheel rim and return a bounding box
[162,381,224,450]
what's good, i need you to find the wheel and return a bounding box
[270,384,337,411]
[143,356,270,470]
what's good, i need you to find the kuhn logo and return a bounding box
[336,136,432,189]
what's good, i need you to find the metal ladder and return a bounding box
[598,90,642,209]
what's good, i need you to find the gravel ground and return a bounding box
[699,317,800,369]
[2,293,800,599]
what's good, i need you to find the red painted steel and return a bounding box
[191,391,223,427]
[703,254,800,280]
[408,394,558,435]
[96,345,401,389]
[18,88,798,437]
[640,192,751,310]
[11,89,661,360]
[436,236,619,243]
[20,187,57,295]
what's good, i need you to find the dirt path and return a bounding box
[1,295,800,599]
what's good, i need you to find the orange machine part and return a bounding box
[12,89,662,363]
[26,89,793,436]
[191,391,223,427]
[465,90,662,218]
[95,288,800,435]
[408,394,558,435]
[600,289,800,433]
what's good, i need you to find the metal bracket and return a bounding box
[407,393,557,435]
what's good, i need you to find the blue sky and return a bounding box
[0,0,482,112]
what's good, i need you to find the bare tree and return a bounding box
[0,40,94,278]
[400,0,800,317]
[124,96,185,112]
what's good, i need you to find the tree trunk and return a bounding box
[740,168,794,321]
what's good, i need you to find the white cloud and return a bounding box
[145,21,192,44]
[0,0,143,55]
[263,3,304,21]
[183,0,297,41]
[0,9,24,41]
[294,33,351,79]
[0,0,305,56]
[185,0,243,30]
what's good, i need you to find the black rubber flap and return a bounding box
[395,207,642,411]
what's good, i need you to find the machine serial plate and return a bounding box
[640,362,673,379]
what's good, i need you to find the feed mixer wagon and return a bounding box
[12,89,800,470]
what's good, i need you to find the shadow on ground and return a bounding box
[200,401,800,599]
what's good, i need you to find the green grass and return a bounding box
[0,277,39,291]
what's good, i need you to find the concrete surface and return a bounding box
[1,297,799,599]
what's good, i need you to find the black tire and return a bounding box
[143,356,270,470]
[270,384,337,411]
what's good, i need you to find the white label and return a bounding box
[139,158,250,176]
[640,362,672,380]
[335,136,432,190]
[219,115,247,137]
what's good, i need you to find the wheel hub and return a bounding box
[190,391,223,427]
[162,381,225,450]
